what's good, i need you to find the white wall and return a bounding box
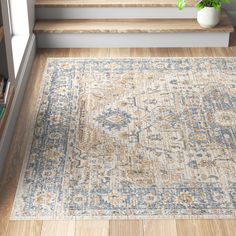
[224,1,236,10]
[224,1,236,25]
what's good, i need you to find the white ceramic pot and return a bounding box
[197,7,221,28]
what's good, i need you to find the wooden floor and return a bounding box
[1,32,236,236]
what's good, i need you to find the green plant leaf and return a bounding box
[177,0,186,10]
[222,0,231,3]
[212,2,221,10]
[177,0,231,10]
[196,2,205,10]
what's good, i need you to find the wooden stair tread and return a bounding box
[36,0,196,8]
[34,16,234,34]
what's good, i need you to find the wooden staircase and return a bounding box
[34,0,234,48]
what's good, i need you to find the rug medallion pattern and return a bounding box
[12,58,236,219]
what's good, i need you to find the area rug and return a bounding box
[11,57,236,220]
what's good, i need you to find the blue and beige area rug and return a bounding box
[12,58,236,220]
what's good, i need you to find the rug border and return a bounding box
[10,58,52,220]
[11,57,236,221]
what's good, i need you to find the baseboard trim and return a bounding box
[0,34,36,177]
[36,32,230,48]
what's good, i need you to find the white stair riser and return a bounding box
[36,32,230,48]
[36,7,197,19]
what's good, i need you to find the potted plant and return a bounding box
[177,0,231,28]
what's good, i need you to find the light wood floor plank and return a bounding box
[41,221,75,236]
[75,220,109,236]
[89,48,110,57]
[69,48,91,57]
[150,48,171,57]
[69,48,110,57]
[109,220,144,236]
[168,48,192,57]
[110,48,131,57]
[143,220,177,236]
[176,220,236,236]
[131,48,151,57]
[6,221,42,236]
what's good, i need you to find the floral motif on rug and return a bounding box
[12,58,236,219]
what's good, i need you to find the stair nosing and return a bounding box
[35,0,196,8]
